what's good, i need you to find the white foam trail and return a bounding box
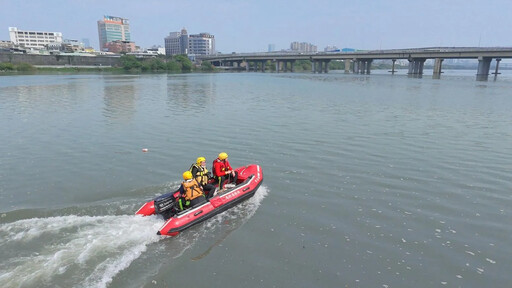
[0,214,162,288]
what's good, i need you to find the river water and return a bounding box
[0,70,511,288]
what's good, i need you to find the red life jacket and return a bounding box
[213,158,231,177]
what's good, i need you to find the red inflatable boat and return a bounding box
[135,164,263,236]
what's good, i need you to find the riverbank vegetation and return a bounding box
[0,62,36,72]
[119,55,214,72]
[0,54,215,74]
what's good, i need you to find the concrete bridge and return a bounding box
[197,47,512,81]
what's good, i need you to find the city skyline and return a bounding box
[1,0,511,53]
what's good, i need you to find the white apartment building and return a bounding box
[9,27,63,50]
[188,33,215,55]
[164,28,215,56]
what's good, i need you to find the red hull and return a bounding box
[136,164,263,236]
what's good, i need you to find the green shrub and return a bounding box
[16,63,35,71]
[173,55,192,72]
[200,61,214,72]
[166,60,181,72]
[120,55,142,70]
[0,62,15,71]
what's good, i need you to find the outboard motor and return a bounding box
[154,192,178,220]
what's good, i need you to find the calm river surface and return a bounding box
[1,70,511,288]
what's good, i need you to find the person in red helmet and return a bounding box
[212,152,238,189]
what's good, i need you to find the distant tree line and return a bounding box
[0,55,215,73]
[119,55,214,72]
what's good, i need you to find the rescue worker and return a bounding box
[178,170,206,209]
[212,152,238,190]
[190,156,215,199]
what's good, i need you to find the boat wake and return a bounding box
[0,214,161,288]
[0,185,268,288]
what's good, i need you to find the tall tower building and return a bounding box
[97,15,130,51]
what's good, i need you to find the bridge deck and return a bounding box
[199,47,512,62]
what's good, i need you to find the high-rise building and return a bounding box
[97,15,130,51]
[188,33,215,55]
[268,44,276,52]
[164,28,215,56]
[8,27,63,50]
[164,28,188,56]
[290,41,317,53]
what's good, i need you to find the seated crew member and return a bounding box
[190,156,215,199]
[179,171,206,209]
[212,152,238,190]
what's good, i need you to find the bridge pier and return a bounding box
[433,58,443,79]
[291,60,295,72]
[408,58,426,77]
[356,60,362,74]
[476,57,492,81]
[353,59,372,74]
[389,59,396,74]
[365,59,372,74]
[492,58,501,81]
[325,60,330,73]
[344,59,351,73]
[312,60,321,73]
[283,61,288,72]
[352,59,358,74]
[311,60,330,73]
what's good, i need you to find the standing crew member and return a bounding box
[212,152,238,189]
[190,156,215,199]
[179,171,206,209]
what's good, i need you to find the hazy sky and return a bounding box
[1,0,511,52]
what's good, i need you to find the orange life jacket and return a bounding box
[182,179,204,201]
